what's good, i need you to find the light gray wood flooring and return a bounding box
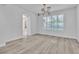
[0,34,79,54]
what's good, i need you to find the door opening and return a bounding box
[22,14,28,38]
[22,14,31,38]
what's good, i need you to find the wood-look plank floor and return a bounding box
[0,34,79,54]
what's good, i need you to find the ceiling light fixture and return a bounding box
[38,4,51,16]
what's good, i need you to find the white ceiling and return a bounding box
[15,4,77,14]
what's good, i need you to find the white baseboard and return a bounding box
[6,36,23,43]
[0,35,30,47]
[0,43,6,48]
[37,33,77,39]
[6,35,32,43]
[0,36,23,48]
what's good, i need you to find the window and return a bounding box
[58,15,64,31]
[43,15,64,31]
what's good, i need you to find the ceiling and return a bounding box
[15,4,77,14]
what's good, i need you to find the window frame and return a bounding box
[43,14,64,31]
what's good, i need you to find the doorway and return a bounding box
[22,14,27,38]
[22,14,31,38]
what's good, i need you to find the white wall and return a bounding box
[76,5,79,41]
[0,4,78,47]
[0,5,37,46]
[37,7,77,38]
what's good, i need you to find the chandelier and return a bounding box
[38,4,51,16]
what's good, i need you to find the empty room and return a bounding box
[0,4,79,54]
